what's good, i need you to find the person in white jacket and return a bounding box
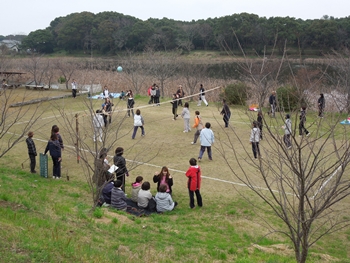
[155,184,177,212]
[93,110,104,142]
[132,109,145,139]
[249,121,261,159]
[198,122,214,161]
[181,102,191,133]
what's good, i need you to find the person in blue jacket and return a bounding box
[44,133,62,179]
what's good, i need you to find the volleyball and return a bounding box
[117,66,123,72]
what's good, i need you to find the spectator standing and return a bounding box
[126,90,135,117]
[220,99,231,128]
[318,93,325,117]
[150,84,156,105]
[181,102,191,133]
[44,133,62,179]
[197,84,208,106]
[198,122,215,161]
[103,86,109,99]
[102,97,114,126]
[257,111,263,140]
[155,85,160,106]
[171,93,179,120]
[93,110,104,142]
[113,147,129,192]
[269,91,277,117]
[282,114,292,149]
[299,107,310,137]
[191,111,203,145]
[177,85,185,106]
[132,109,145,139]
[250,121,261,159]
[185,158,203,209]
[71,79,77,99]
[26,131,37,173]
[51,125,64,151]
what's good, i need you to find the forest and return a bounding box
[12,11,350,55]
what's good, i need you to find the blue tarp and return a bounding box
[89,93,121,99]
[340,119,350,125]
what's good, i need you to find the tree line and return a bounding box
[19,12,350,55]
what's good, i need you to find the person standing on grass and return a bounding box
[132,109,145,139]
[155,184,178,212]
[102,97,114,126]
[155,85,160,106]
[191,111,203,145]
[257,111,263,140]
[177,85,185,107]
[114,147,129,192]
[282,114,292,149]
[51,125,64,151]
[103,85,109,99]
[250,121,261,159]
[318,93,325,117]
[269,91,277,117]
[299,107,310,137]
[93,110,104,142]
[171,93,179,120]
[198,122,214,161]
[126,90,135,117]
[181,102,191,133]
[44,133,62,179]
[220,99,231,128]
[153,166,173,195]
[71,79,77,98]
[185,158,203,209]
[197,84,208,106]
[26,131,37,173]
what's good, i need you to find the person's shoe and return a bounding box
[209,158,213,161]
[56,177,60,179]
[142,134,145,136]
[183,130,188,133]
[191,142,195,144]
[53,176,56,179]
[288,146,292,149]
[198,158,201,162]
[206,104,209,107]
[306,133,310,137]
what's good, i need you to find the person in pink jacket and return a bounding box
[185,158,203,209]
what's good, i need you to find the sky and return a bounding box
[1,0,349,36]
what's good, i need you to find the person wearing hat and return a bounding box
[113,147,129,192]
[282,114,292,149]
[318,93,325,117]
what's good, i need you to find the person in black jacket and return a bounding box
[269,91,277,117]
[220,99,231,128]
[113,147,129,192]
[299,106,310,136]
[26,131,37,173]
[102,97,114,126]
[126,90,134,117]
[44,133,62,179]
[318,93,325,117]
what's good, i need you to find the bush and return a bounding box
[58,76,66,84]
[222,82,249,106]
[276,85,307,112]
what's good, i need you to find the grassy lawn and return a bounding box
[0,89,350,262]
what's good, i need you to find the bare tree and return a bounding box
[55,58,80,89]
[146,49,180,97]
[181,62,208,101]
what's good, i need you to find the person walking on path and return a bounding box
[299,107,310,137]
[71,79,77,99]
[220,99,231,128]
[26,131,37,173]
[282,114,292,149]
[197,84,208,106]
[181,102,191,132]
[318,93,325,117]
[269,91,277,117]
[132,109,145,139]
[250,121,261,159]
[198,122,214,161]
[93,110,104,142]
[191,111,203,144]
[185,158,203,209]
[44,133,62,179]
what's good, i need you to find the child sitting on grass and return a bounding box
[155,184,178,212]
[131,176,143,203]
[111,180,127,211]
[138,181,156,211]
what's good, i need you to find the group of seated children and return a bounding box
[100,174,177,213]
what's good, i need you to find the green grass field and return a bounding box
[1,88,350,262]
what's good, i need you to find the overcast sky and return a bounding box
[1,0,349,36]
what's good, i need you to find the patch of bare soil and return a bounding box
[0,200,28,211]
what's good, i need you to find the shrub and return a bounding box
[222,82,249,106]
[276,85,307,112]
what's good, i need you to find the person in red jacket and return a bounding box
[185,158,203,209]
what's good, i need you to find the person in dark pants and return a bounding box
[176,85,185,107]
[318,93,325,117]
[198,122,215,161]
[102,97,114,126]
[44,133,62,179]
[185,158,203,209]
[113,147,129,192]
[71,79,77,98]
[257,111,263,140]
[155,85,160,106]
[26,131,37,173]
[299,106,310,137]
[126,90,135,117]
[220,99,231,128]
[250,121,261,159]
[171,93,179,120]
[269,91,277,117]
